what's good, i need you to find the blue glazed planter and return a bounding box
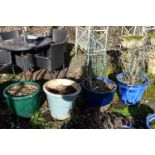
[116,73,150,105]
[146,114,155,129]
[82,77,117,107]
[43,79,81,120]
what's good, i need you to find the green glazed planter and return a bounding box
[3,81,40,118]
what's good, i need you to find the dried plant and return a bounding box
[120,37,150,84]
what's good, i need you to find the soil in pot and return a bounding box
[7,84,38,97]
[86,79,116,92]
[46,84,76,95]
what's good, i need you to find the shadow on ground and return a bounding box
[110,101,154,129]
[128,104,154,128]
[61,93,131,129]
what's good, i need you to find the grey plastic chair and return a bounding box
[0,31,20,41]
[34,40,67,76]
[14,45,50,72]
[15,54,33,72]
[0,50,15,75]
[52,29,67,43]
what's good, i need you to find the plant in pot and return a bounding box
[82,31,117,107]
[43,79,81,120]
[116,36,150,105]
[3,81,41,118]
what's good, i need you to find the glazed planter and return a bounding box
[116,72,150,105]
[43,79,81,120]
[82,77,117,107]
[3,81,40,118]
[146,114,155,129]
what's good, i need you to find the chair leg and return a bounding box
[49,72,54,79]
[63,63,65,77]
[11,65,16,78]
[75,43,78,60]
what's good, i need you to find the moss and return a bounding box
[122,35,144,41]
[148,31,155,38]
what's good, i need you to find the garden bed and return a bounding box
[0,26,155,128]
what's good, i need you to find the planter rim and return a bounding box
[82,77,117,94]
[116,72,150,87]
[43,79,81,97]
[3,81,40,100]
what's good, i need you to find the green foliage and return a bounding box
[142,74,155,101]
[147,31,155,38]
[31,112,44,128]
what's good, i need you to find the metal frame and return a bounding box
[75,26,109,53]
[75,26,109,78]
[121,26,155,36]
[121,26,144,36]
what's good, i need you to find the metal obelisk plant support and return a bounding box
[21,26,28,81]
[86,26,109,90]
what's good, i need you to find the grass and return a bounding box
[142,74,155,101]
[110,104,153,117]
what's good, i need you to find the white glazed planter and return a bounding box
[43,79,81,120]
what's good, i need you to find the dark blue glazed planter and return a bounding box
[146,114,155,129]
[116,73,150,105]
[82,77,117,107]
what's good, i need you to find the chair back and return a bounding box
[0,31,20,41]
[34,40,67,73]
[0,50,12,64]
[48,40,66,70]
[52,29,67,43]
